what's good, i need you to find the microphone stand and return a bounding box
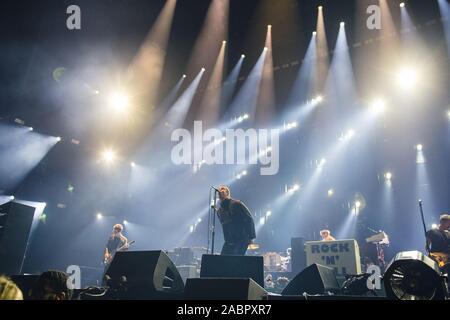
[418,200,430,254]
[207,187,219,255]
[211,188,219,255]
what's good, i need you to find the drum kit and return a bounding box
[247,243,290,271]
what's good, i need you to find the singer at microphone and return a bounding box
[214,185,256,256]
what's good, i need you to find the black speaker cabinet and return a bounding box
[0,202,36,275]
[104,250,184,299]
[282,263,340,295]
[200,254,264,287]
[290,237,306,274]
[185,278,267,300]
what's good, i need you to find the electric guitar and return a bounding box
[429,252,450,268]
[103,240,135,265]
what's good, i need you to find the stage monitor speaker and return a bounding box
[281,263,340,295]
[0,202,36,275]
[185,278,267,300]
[291,237,306,274]
[104,250,184,299]
[200,254,264,287]
[9,274,40,300]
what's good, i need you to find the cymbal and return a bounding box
[248,243,260,250]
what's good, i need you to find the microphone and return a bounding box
[211,186,220,192]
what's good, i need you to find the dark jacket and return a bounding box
[218,198,256,243]
[426,229,450,254]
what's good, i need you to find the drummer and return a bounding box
[320,229,336,241]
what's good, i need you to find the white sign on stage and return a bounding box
[305,239,362,276]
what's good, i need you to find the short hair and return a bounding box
[320,229,330,236]
[113,224,123,232]
[219,185,231,197]
[31,270,72,300]
[440,213,450,223]
[0,276,23,300]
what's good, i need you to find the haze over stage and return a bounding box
[0,0,449,301]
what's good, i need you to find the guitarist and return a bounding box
[426,213,450,273]
[103,224,129,268]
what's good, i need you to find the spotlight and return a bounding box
[446,110,450,119]
[97,213,103,220]
[315,95,323,103]
[318,6,323,10]
[370,99,386,114]
[313,31,317,36]
[242,170,248,176]
[101,149,116,164]
[95,90,100,95]
[384,172,392,180]
[400,2,405,7]
[328,189,334,197]
[396,67,418,89]
[130,162,136,167]
[123,220,128,225]
[56,137,62,142]
[431,224,438,229]
[285,122,298,130]
[222,40,227,45]
[10,196,15,201]
[266,211,272,217]
[286,184,300,193]
[190,225,194,233]
[243,114,249,120]
[416,144,423,151]
[29,127,33,131]
[183,74,187,78]
[108,91,129,112]
[340,22,345,27]
[355,201,362,209]
[263,47,268,52]
[241,54,246,59]
[197,218,202,223]
[201,68,206,72]
[267,25,272,29]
